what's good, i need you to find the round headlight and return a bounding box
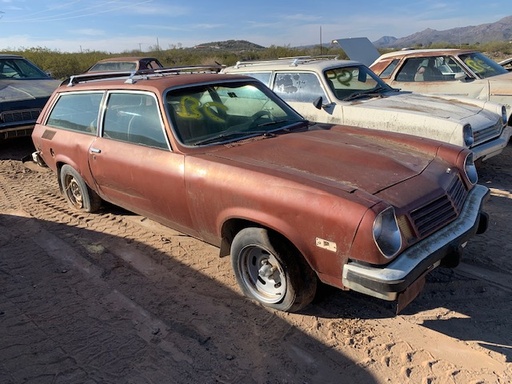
[463,124,474,147]
[373,207,402,259]
[464,152,478,185]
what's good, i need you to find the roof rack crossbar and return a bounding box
[64,64,225,86]
[233,55,339,68]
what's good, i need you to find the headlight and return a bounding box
[501,105,507,125]
[373,207,402,259]
[463,124,474,147]
[464,152,478,185]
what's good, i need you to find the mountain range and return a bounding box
[373,15,512,48]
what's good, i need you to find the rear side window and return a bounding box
[272,72,327,103]
[232,72,272,86]
[47,92,103,134]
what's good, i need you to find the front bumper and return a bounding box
[342,184,490,301]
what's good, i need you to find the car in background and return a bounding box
[31,67,489,313]
[0,54,60,140]
[86,56,164,73]
[222,57,510,162]
[333,37,512,123]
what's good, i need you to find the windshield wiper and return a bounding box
[193,130,275,146]
[343,86,387,101]
[253,118,309,130]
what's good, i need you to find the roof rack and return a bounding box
[64,64,225,87]
[233,55,339,69]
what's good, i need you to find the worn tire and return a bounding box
[60,164,101,213]
[231,227,317,312]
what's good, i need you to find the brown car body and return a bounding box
[31,68,489,313]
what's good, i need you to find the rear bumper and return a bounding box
[472,125,511,161]
[342,184,490,301]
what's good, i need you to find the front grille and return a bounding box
[1,108,41,124]
[410,176,467,238]
[473,120,503,145]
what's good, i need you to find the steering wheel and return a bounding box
[203,101,228,123]
[249,110,274,129]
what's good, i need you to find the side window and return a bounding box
[234,72,272,86]
[47,92,103,134]
[103,92,168,149]
[272,72,327,103]
[379,59,399,79]
[395,58,425,82]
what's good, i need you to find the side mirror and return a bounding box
[313,96,323,110]
[454,72,466,81]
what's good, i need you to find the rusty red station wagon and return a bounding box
[31,67,490,313]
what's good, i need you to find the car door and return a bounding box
[88,91,196,235]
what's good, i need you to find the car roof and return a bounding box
[379,48,475,60]
[0,54,25,59]
[225,57,363,72]
[94,56,160,63]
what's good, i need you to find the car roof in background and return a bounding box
[226,56,362,71]
[93,56,161,63]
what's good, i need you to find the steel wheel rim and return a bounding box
[239,245,286,304]
[64,175,84,209]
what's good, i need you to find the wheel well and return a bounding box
[219,219,297,258]
[55,162,65,193]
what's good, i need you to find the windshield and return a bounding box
[459,52,508,79]
[166,81,306,146]
[0,57,50,79]
[324,65,392,100]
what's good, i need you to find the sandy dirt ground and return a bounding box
[0,137,511,384]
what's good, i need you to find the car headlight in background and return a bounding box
[501,105,507,125]
[373,207,402,259]
[463,124,474,147]
[464,152,478,185]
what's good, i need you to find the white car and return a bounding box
[333,37,512,122]
[222,57,511,162]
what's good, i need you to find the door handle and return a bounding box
[90,147,101,154]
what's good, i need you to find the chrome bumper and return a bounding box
[472,125,511,161]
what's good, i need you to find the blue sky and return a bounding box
[0,0,509,53]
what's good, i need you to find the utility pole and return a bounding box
[320,26,323,55]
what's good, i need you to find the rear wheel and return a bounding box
[231,227,317,312]
[60,164,101,213]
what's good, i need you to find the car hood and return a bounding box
[206,126,436,196]
[0,79,60,103]
[356,91,492,121]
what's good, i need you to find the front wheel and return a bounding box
[231,227,317,312]
[60,164,101,213]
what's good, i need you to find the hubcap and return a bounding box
[239,245,286,304]
[65,176,83,209]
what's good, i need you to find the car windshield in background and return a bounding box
[458,52,508,78]
[324,65,393,101]
[166,81,305,146]
[89,62,137,72]
[0,58,51,79]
